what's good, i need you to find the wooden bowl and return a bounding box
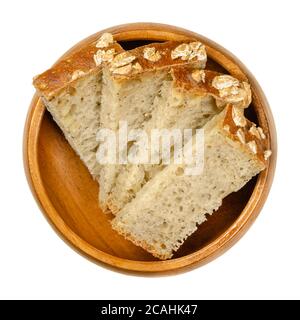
[23,23,276,275]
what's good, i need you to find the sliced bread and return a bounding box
[98,41,207,210]
[112,105,271,259]
[107,68,251,214]
[33,33,123,177]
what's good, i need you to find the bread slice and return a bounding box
[112,105,271,259]
[107,68,252,214]
[98,41,207,210]
[33,33,123,177]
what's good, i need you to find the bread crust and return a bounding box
[33,38,207,99]
[222,104,270,164]
[111,220,171,260]
[108,41,207,80]
[33,42,123,99]
[171,67,251,108]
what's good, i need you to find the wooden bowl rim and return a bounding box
[23,23,277,275]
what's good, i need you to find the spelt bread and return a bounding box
[33,33,123,177]
[98,41,207,210]
[112,105,272,259]
[107,68,252,214]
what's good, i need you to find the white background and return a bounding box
[0,0,299,300]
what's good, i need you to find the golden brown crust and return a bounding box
[33,38,207,99]
[172,67,220,96]
[223,104,271,164]
[33,42,124,99]
[171,66,251,108]
[108,41,207,79]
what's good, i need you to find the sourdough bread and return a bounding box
[98,41,208,210]
[33,34,271,261]
[33,33,123,177]
[112,105,271,259]
[107,68,252,214]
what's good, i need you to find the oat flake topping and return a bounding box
[213,75,250,105]
[111,52,136,68]
[212,75,239,90]
[93,48,116,66]
[257,127,266,139]
[247,140,258,154]
[191,69,205,83]
[171,42,206,63]
[112,64,132,75]
[96,33,114,48]
[143,47,162,62]
[236,128,246,144]
[71,70,85,81]
[264,150,272,160]
[232,106,247,127]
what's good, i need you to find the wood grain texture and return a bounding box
[23,23,277,275]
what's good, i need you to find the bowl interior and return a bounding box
[36,38,259,262]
